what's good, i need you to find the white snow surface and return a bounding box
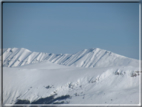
[1,48,140,105]
[1,47,139,68]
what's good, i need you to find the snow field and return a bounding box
[3,62,139,105]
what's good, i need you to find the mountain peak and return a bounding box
[1,47,139,68]
[82,48,100,52]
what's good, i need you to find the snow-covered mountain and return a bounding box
[1,47,139,68]
[1,48,140,106]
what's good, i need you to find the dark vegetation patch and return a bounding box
[15,99,30,104]
[44,85,54,89]
[53,95,71,102]
[131,71,140,77]
[31,95,55,104]
[14,94,71,105]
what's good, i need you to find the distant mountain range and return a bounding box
[1,47,139,68]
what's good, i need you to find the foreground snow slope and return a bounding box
[1,48,139,68]
[3,60,140,105]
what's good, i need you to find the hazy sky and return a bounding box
[3,3,139,59]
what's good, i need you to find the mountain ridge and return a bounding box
[0,47,139,68]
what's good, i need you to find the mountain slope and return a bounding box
[3,61,139,105]
[1,48,139,68]
[2,48,140,105]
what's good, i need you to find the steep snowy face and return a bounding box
[64,48,139,68]
[1,48,72,67]
[1,48,139,68]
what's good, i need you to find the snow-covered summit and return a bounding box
[1,47,139,68]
